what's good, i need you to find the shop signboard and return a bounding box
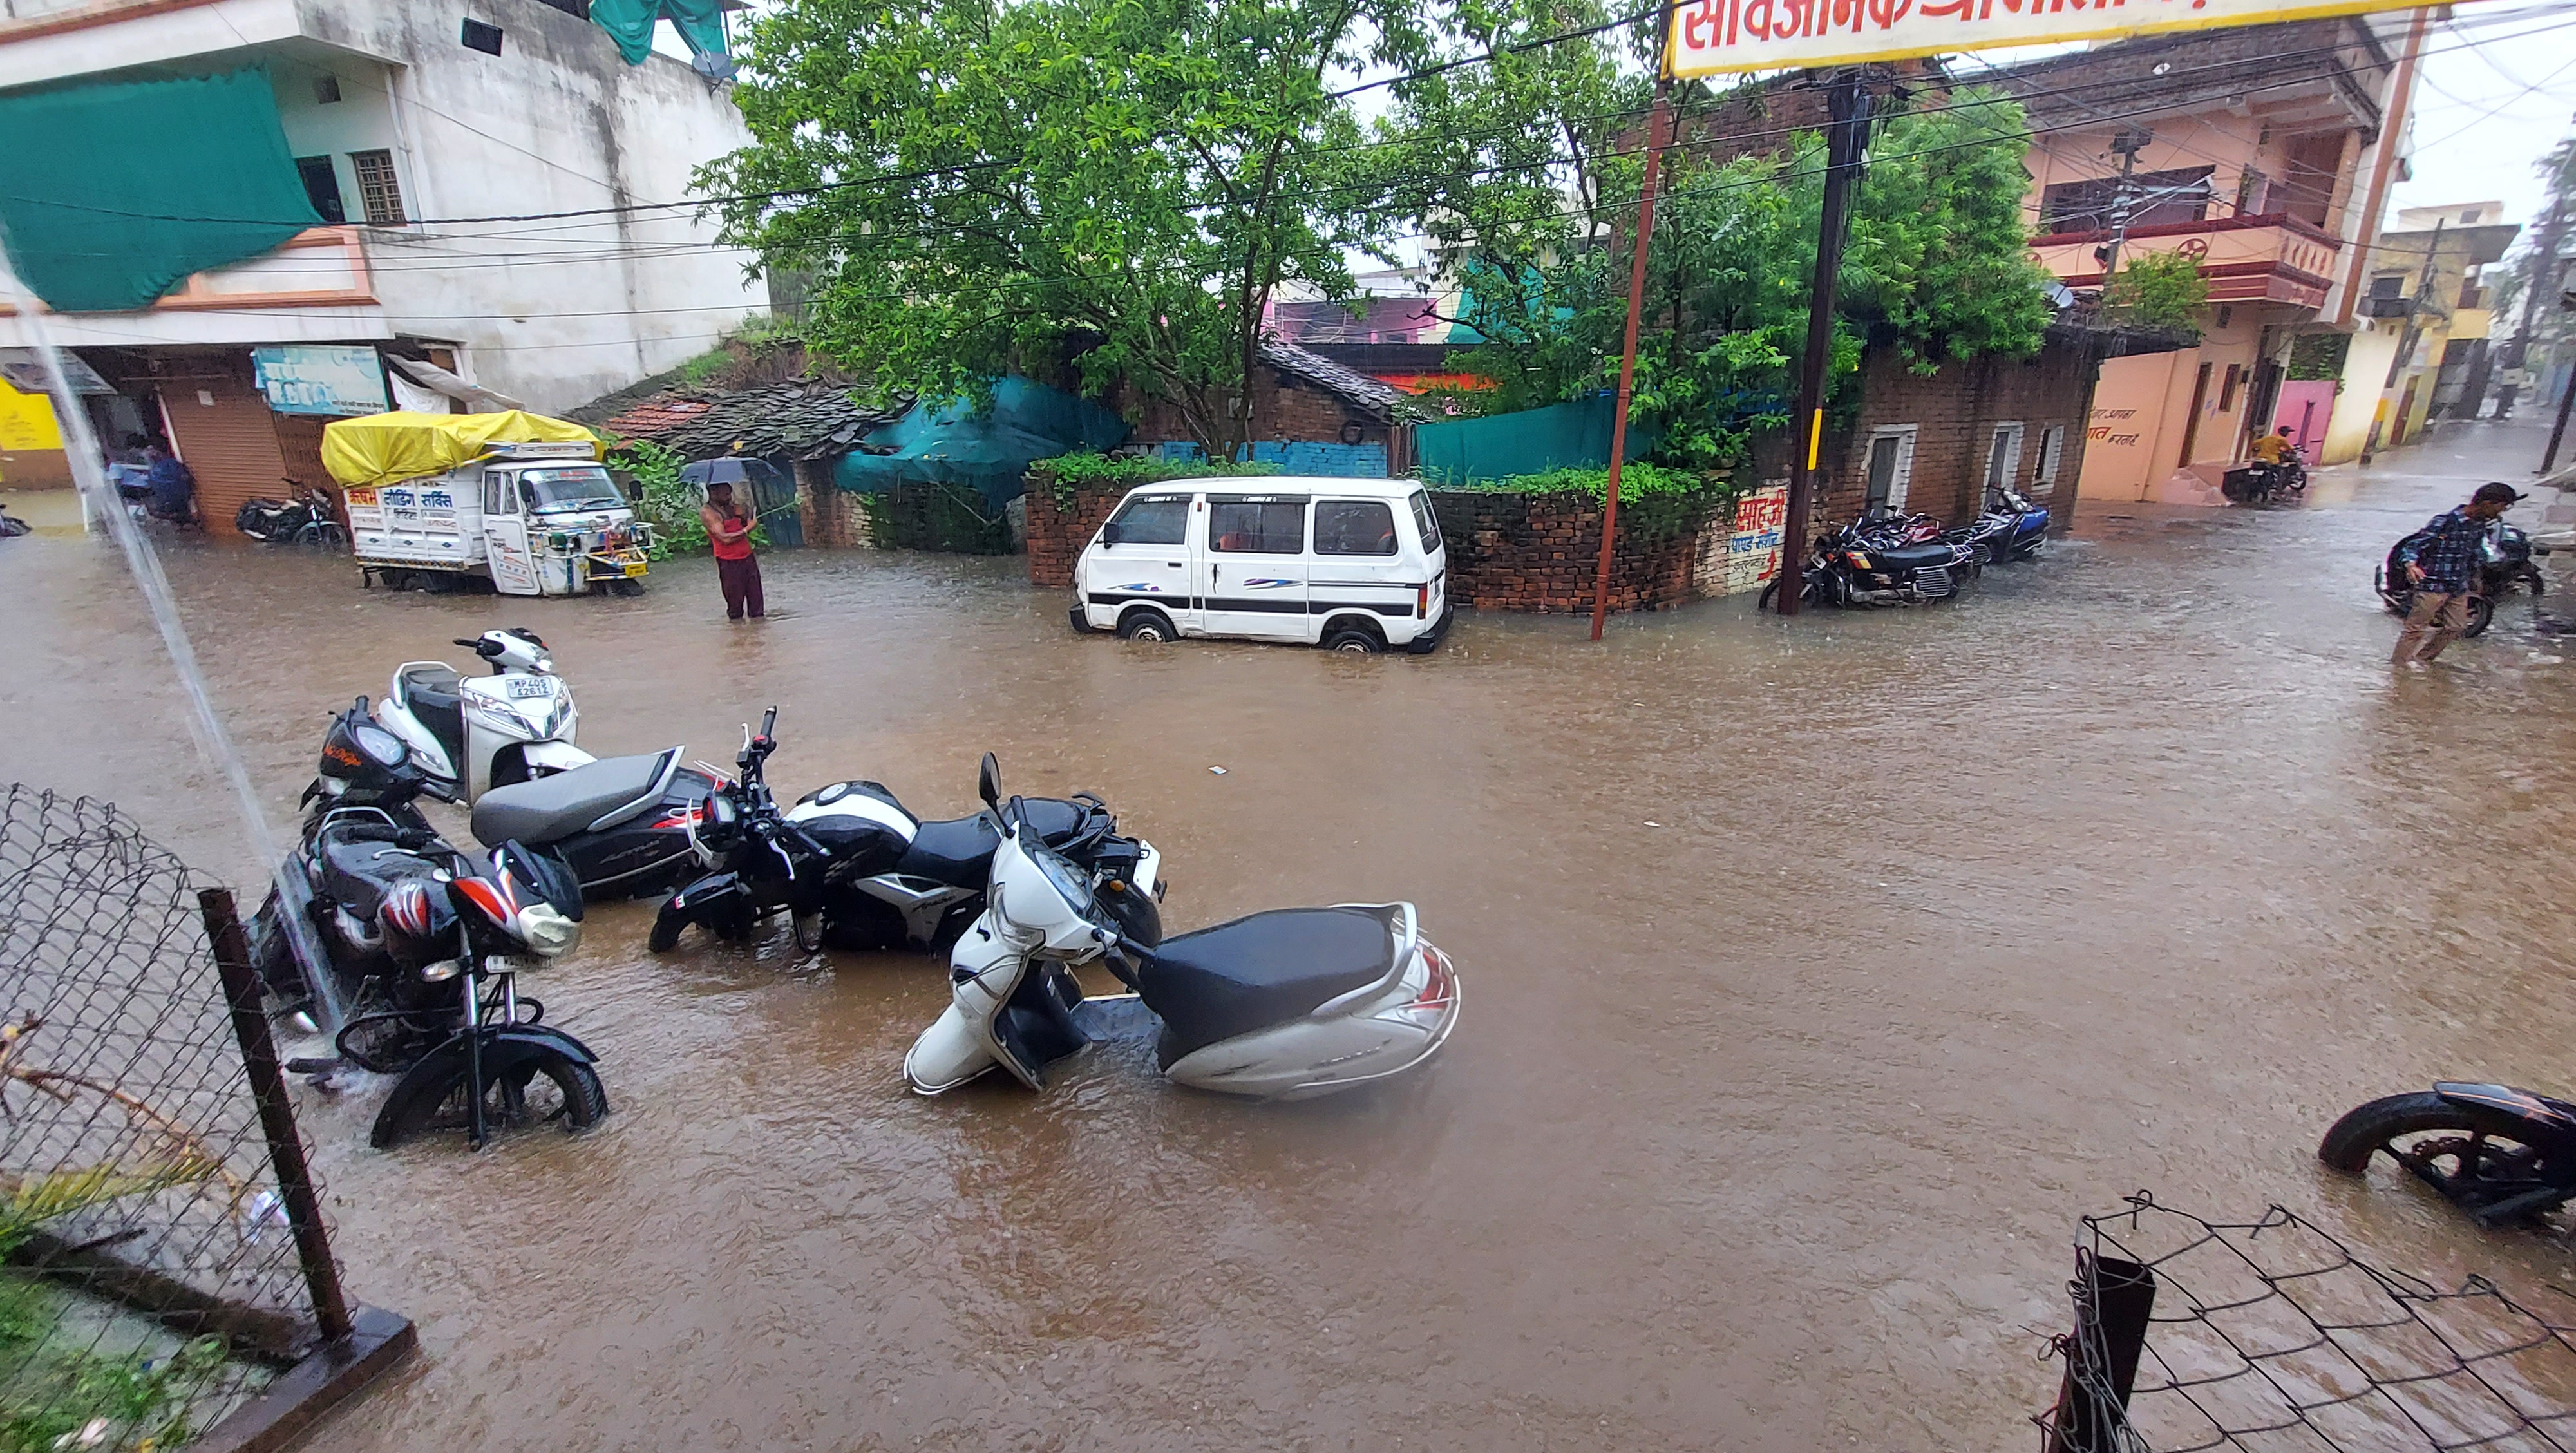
[251,346,390,417]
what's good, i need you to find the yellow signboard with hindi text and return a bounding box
[1668,0,2448,77]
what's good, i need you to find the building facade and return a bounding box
[1994,15,2423,495]
[0,0,761,531]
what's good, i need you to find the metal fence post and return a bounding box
[2045,1250,2155,1453]
[201,886,354,1343]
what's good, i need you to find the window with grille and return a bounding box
[350,150,406,225]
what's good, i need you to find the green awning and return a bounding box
[0,69,319,314]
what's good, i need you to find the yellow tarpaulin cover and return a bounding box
[321,410,600,488]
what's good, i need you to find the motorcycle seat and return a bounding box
[471,750,677,845]
[1872,543,1957,571]
[393,664,464,757]
[898,799,1095,888]
[1138,906,1401,1064]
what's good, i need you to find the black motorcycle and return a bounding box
[235,482,346,549]
[1759,520,1975,610]
[359,839,604,1150]
[2372,520,2548,640]
[298,696,721,902]
[652,710,1165,956]
[2321,1083,2576,1226]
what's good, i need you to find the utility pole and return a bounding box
[1586,7,1676,641]
[2496,195,2565,420]
[2095,129,2152,293]
[2542,348,2576,474]
[2371,219,2445,460]
[1776,70,1874,618]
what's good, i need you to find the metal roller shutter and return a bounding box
[155,352,288,538]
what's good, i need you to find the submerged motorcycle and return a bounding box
[252,790,605,1150]
[301,689,721,903]
[2320,1083,2576,1226]
[904,757,1459,1101]
[1759,522,1975,610]
[359,839,603,1151]
[2372,520,2548,640]
[652,711,1164,955]
[371,628,589,803]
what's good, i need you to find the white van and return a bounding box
[1072,477,1452,654]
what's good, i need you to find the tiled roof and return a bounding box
[1260,337,1427,424]
[594,378,907,461]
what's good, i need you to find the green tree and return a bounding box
[2100,249,2211,336]
[698,0,1427,459]
[1376,66,2052,468]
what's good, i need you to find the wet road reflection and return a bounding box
[6,421,2576,1449]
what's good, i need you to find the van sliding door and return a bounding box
[1201,493,1311,641]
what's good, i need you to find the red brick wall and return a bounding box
[1425,491,1714,613]
[1753,339,2098,538]
[1117,363,1392,453]
[1025,474,1127,589]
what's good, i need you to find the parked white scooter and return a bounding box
[371,628,592,803]
[904,758,1459,1101]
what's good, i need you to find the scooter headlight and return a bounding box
[513,901,582,959]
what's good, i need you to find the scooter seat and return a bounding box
[395,664,463,759]
[471,750,675,845]
[898,799,1095,888]
[1138,906,1399,1064]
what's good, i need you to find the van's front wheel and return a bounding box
[1118,609,1177,643]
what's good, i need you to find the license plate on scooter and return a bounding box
[623,561,647,577]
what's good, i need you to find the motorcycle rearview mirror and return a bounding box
[978,752,1001,811]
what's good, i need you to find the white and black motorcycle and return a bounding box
[904,758,1460,1101]
[371,628,589,803]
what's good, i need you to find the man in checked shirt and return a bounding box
[2391,481,2523,668]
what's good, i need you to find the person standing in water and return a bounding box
[699,480,764,620]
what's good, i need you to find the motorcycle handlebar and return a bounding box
[759,705,778,739]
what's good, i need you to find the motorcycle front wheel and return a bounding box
[372,1047,607,1150]
[2318,1092,2562,1219]
[2467,595,2496,638]
[1757,578,1824,613]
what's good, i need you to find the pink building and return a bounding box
[1993,14,2427,499]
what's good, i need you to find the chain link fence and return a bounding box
[1,784,364,1451]
[2038,1193,2576,1453]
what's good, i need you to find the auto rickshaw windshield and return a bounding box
[519,466,624,514]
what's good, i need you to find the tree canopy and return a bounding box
[701,0,2056,468]
[701,0,1425,458]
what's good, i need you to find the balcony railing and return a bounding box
[0,225,375,317]
[2029,213,2345,310]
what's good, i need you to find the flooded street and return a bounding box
[9,421,2576,1450]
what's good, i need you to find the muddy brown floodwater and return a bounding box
[10,422,2576,1450]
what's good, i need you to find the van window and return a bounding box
[1209,497,1305,554]
[1315,499,1398,556]
[1103,495,1189,546]
[1408,491,1443,553]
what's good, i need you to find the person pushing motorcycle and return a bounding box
[2392,481,2521,668]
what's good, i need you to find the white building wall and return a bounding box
[0,0,761,413]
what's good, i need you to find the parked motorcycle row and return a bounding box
[1758,484,2052,611]
[254,631,1462,1150]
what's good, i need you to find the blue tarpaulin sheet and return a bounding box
[834,377,1129,506]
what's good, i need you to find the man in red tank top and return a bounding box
[699,480,764,620]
